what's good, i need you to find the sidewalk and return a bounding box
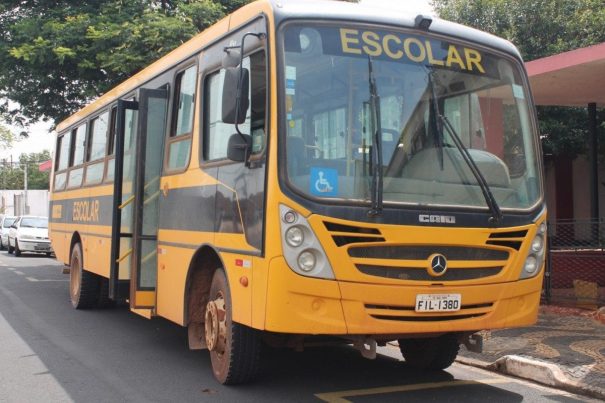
[457,305,605,399]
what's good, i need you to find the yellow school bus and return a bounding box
[49,0,546,384]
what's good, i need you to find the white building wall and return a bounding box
[0,190,49,217]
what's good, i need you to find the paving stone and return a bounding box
[458,305,605,398]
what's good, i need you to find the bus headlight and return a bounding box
[519,222,546,279]
[279,204,335,279]
[531,235,544,253]
[523,255,538,275]
[285,226,304,247]
[298,250,316,272]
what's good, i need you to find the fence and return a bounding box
[544,219,605,308]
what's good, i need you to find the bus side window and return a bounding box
[249,51,267,155]
[69,124,86,168]
[204,51,266,161]
[166,65,196,171]
[85,111,109,185]
[67,123,86,189]
[54,131,72,191]
[106,104,137,182]
[204,69,230,161]
[105,106,118,182]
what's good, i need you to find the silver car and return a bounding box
[0,215,17,250]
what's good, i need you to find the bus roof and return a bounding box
[270,0,519,57]
[57,0,521,133]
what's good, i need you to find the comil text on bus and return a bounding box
[339,28,485,74]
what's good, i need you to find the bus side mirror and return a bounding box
[227,133,251,162]
[222,67,249,124]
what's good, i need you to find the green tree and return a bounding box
[0,150,51,190]
[0,0,253,125]
[432,0,605,158]
[0,164,23,189]
[20,150,51,190]
[432,0,605,61]
[0,124,15,150]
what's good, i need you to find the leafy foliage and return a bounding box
[0,0,253,125]
[0,150,51,190]
[432,0,605,157]
[0,124,15,149]
[432,0,605,61]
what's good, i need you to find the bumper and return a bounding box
[17,239,53,252]
[264,257,542,336]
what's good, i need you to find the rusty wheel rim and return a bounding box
[205,291,227,356]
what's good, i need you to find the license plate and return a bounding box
[415,294,461,312]
[35,245,50,251]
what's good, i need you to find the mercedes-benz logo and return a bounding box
[428,254,448,277]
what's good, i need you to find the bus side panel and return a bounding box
[156,241,197,325]
[49,199,69,264]
[83,233,112,278]
[49,198,77,264]
[80,192,113,278]
[220,251,253,327]
[156,173,218,325]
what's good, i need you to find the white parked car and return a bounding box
[0,215,17,250]
[7,216,53,257]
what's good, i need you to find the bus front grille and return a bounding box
[348,245,508,260]
[365,302,493,322]
[486,230,528,250]
[348,245,510,282]
[356,265,503,281]
[323,221,385,247]
[370,313,487,322]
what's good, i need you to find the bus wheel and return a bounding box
[205,269,260,384]
[398,334,460,370]
[69,243,99,309]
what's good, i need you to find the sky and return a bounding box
[1,120,55,161]
[0,0,434,161]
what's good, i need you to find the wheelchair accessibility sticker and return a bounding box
[310,167,338,197]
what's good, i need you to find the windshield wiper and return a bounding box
[427,71,445,171]
[367,56,383,217]
[427,70,503,225]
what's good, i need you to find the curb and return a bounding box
[456,355,605,400]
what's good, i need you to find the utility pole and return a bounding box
[18,131,30,215]
[24,161,29,214]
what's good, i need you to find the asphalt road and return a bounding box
[0,251,598,403]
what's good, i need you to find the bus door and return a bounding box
[110,89,168,312]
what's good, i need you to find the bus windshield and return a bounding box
[281,24,542,211]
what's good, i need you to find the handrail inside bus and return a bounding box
[144,191,160,206]
[118,195,135,210]
[141,250,157,265]
[144,176,159,191]
[116,248,133,264]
